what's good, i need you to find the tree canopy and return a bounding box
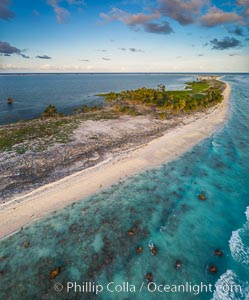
[102,80,223,118]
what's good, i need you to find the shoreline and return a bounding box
[0,80,231,240]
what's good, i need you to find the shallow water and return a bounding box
[0,74,249,300]
[0,73,195,125]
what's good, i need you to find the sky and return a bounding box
[0,0,249,72]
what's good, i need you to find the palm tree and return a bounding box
[157,84,166,92]
[42,104,57,118]
[178,99,186,111]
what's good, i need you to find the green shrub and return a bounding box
[159,112,167,120]
[42,105,58,118]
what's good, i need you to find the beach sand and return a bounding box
[0,81,231,240]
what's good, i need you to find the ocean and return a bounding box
[0,74,248,299]
[0,73,196,125]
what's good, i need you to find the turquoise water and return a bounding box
[0,75,249,299]
[0,73,195,125]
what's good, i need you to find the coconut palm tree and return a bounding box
[42,104,57,118]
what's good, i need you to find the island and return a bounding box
[0,77,230,239]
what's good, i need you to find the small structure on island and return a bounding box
[197,75,217,81]
[7,97,14,105]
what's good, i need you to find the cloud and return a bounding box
[0,41,21,55]
[47,1,70,23]
[200,7,242,27]
[67,0,86,4]
[236,0,249,17]
[0,63,27,70]
[32,10,40,17]
[101,0,247,35]
[229,53,238,56]
[0,41,30,59]
[237,0,249,4]
[157,0,204,25]
[100,8,171,34]
[102,57,111,60]
[36,55,52,59]
[0,0,15,20]
[100,8,160,26]
[118,47,144,52]
[210,36,242,50]
[228,26,244,36]
[197,54,204,56]
[47,0,85,23]
[80,59,89,61]
[144,21,173,34]
[124,11,161,26]
[21,54,30,59]
[129,48,144,52]
[39,63,90,71]
[97,49,107,52]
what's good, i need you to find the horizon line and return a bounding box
[0,71,248,75]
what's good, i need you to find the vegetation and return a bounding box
[0,118,76,153]
[42,104,58,118]
[82,105,90,113]
[1,79,224,153]
[7,97,14,104]
[43,104,103,118]
[99,79,224,118]
[0,108,118,153]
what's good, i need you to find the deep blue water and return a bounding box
[0,74,249,299]
[0,73,195,125]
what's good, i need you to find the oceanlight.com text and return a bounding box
[54,281,242,296]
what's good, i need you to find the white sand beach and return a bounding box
[0,80,231,240]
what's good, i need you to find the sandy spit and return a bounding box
[0,81,231,240]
